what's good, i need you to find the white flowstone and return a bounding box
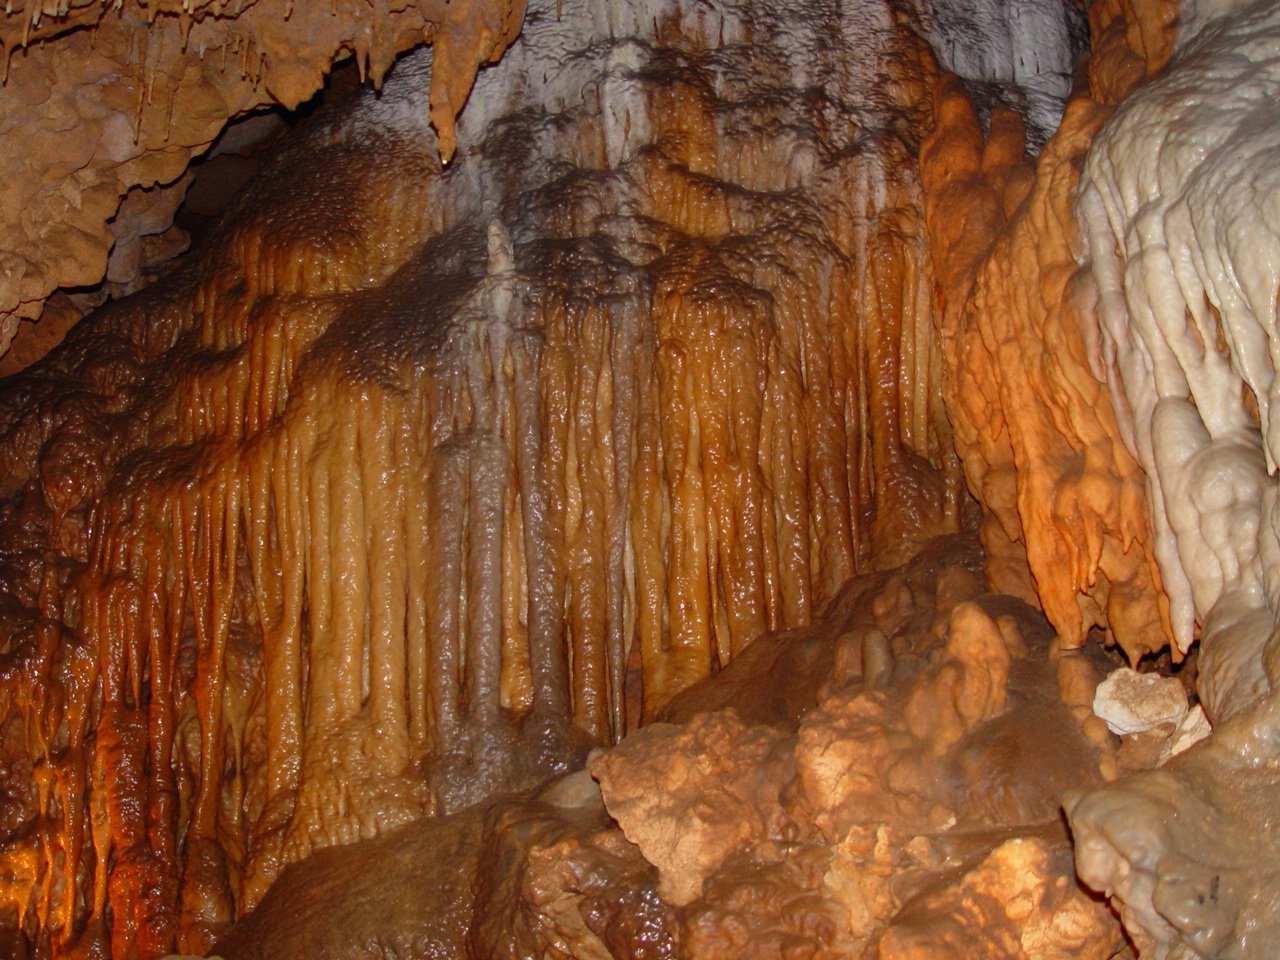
[1079,0,1280,707]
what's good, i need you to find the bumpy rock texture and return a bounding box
[919,0,1177,664]
[6,0,1280,956]
[923,0,1280,953]
[607,543,1125,960]
[1065,2,1280,957]
[0,0,525,363]
[207,540,1126,960]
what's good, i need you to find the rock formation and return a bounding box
[919,1,1176,663]
[922,0,1280,953]
[0,0,525,360]
[1066,3,1280,956]
[208,539,1128,960]
[2,0,1280,957]
[0,0,966,952]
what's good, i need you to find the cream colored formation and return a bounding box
[1080,0,1280,716]
[1068,1,1280,955]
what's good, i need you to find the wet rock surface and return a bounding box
[1069,696,1280,960]
[4,0,1276,955]
[0,0,976,950]
[216,774,678,960]
[205,538,1125,958]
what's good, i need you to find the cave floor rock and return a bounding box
[212,536,1130,960]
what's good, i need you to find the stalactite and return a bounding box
[0,0,965,953]
[0,0,526,356]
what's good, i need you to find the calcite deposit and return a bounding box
[3,0,1280,956]
[916,0,1280,951]
[587,539,1126,960]
[1064,2,1280,956]
[919,2,1176,662]
[0,0,978,953]
[177,540,1124,960]
[0,0,524,362]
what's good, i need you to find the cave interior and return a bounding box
[1,0,1279,958]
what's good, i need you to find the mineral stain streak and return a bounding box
[0,0,956,952]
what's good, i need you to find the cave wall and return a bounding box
[0,0,987,953]
[5,0,1280,956]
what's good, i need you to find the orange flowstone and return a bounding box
[918,0,1179,663]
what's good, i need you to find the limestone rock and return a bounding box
[0,0,524,365]
[794,687,938,842]
[1092,667,1188,737]
[877,836,1125,959]
[1159,704,1211,763]
[1069,702,1280,960]
[591,712,793,906]
[918,9,1176,663]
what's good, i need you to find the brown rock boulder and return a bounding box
[591,711,795,906]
